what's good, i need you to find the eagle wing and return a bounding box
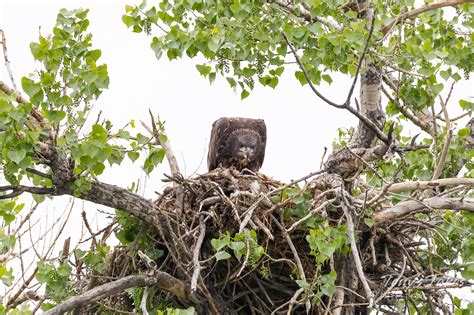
[207,118,230,171]
[252,119,267,171]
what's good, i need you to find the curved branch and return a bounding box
[381,0,474,37]
[374,197,474,223]
[284,23,389,145]
[44,273,190,315]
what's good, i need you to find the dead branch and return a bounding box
[374,197,474,222]
[385,178,474,194]
[0,30,19,91]
[341,199,374,307]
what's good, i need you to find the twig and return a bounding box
[344,14,376,106]
[81,211,98,248]
[431,96,452,181]
[190,216,206,293]
[236,229,252,278]
[341,196,374,306]
[284,16,389,145]
[320,147,328,169]
[374,255,406,304]
[140,287,150,315]
[0,30,19,92]
[141,110,180,176]
[270,214,311,313]
[287,287,305,315]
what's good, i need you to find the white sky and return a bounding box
[0,0,472,305]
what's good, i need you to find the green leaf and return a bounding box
[296,279,310,289]
[458,128,470,138]
[21,77,43,104]
[214,251,231,261]
[196,64,212,77]
[211,236,230,251]
[229,241,245,252]
[459,100,474,111]
[364,217,375,228]
[45,110,66,124]
[127,151,139,162]
[322,74,333,84]
[240,89,250,100]
[0,99,13,114]
[7,149,27,164]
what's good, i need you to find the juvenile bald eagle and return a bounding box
[207,117,266,172]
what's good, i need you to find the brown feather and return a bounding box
[207,117,266,172]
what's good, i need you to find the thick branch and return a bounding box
[0,80,28,104]
[44,273,189,315]
[73,180,159,224]
[386,178,474,194]
[374,197,474,223]
[381,0,474,36]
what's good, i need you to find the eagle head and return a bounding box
[229,129,261,169]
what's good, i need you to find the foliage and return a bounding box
[0,0,473,314]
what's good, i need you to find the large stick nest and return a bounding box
[86,168,469,314]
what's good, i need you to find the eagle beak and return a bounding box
[243,147,253,158]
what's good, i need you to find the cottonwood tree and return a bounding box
[1,0,473,314]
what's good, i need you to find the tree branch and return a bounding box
[381,0,474,37]
[269,0,342,30]
[374,197,474,223]
[43,273,190,315]
[385,178,474,194]
[341,199,374,307]
[0,30,19,92]
[284,29,389,145]
[0,185,55,199]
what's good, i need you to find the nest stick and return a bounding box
[191,216,206,293]
[341,200,374,306]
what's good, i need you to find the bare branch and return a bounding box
[284,33,389,145]
[374,197,474,223]
[0,185,55,199]
[431,96,452,181]
[0,30,19,92]
[191,216,206,293]
[43,273,190,315]
[386,178,474,194]
[341,200,374,306]
[142,109,181,176]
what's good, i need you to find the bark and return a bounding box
[44,273,190,315]
[374,197,474,223]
